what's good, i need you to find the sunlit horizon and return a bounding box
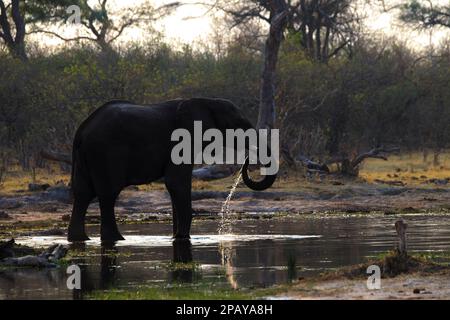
[26,0,450,52]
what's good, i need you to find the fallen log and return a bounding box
[40,149,72,165]
[326,147,400,177]
[297,155,330,173]
[41,149,238,181]
[280,145,401,177]
[1,255,55,267]
[0,240,67,268]
[350,146,400,168]
[192,164,239,180]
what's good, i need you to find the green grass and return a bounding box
[88,282,254,300]
[86,270,293,300]
[370,250,450,264]
[411,251,450,265]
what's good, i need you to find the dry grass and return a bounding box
[0,152,449,195]
[0,165,70,194]
[360,152,450,186]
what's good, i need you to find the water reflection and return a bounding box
[2,215,450,299]
[68,242,119,299]
[170,239,194,283]
[68,239,197,297]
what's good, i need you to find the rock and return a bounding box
[32,228,65,236]
[426,178,449,185]
[0,210,12,220]
[43,185,72,203]
[380,188,406,196]
[21,227,65,237]
[0,199,22,210]
[413,288,425,294]
[40,205,58,212]
[0,239,15,259]
[374,179,405,187]
[28,183,51,192]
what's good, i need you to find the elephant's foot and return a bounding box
[67,228,90,242]
[101,228,125,242]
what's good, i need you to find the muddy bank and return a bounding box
[0,184,450,226]
[0,183,449,226]
[277,251,450,300]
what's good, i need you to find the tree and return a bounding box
[257,0,289,130]
[219,0,290,130]
[0,0,27,60]
[27,0,180,52]
[400,0,450,29]
[287,0,361,62]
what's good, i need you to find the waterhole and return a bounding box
[3,214,450,299]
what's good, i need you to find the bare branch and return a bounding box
[351,146,400,168]
[28,29,97,42]
[40,150,72,166]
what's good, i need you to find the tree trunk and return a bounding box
[395,220,408,256]
[256,0,288,130]
[433,149,441,166]
[10,42,27,61]
[0,0,28,61]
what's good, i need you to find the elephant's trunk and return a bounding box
[241,155,277,191]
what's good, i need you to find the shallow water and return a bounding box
[2,214,450,299]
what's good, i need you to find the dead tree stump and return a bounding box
[395,220,408,256]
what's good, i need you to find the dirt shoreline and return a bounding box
[0,183,449,226]
[277,270,450,300]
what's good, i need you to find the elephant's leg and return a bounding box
[165,165,193,239]
[68,192,94,241]
[99,193,124,242]
[168,199,178,237]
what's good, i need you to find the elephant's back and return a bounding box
[73,99,180,152]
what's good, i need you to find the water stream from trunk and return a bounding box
[218,172,242,235]
[218,172,242,289]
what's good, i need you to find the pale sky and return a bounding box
[32,0,450,50]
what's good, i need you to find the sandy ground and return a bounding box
[280,270,450,300]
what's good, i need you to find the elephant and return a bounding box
[67,98,277,242]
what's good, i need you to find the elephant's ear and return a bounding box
[176,98,217,130]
